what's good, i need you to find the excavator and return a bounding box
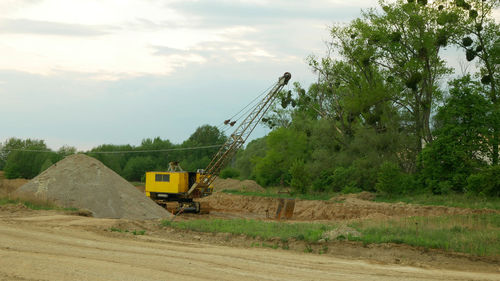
[144,72,292,213]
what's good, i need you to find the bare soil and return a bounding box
[213,178,265,192]
[2,172,500,279]
[199,193,498,221]
[0,206,499,281]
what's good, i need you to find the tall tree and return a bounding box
[358,0,452,167]
[446,0,500,164]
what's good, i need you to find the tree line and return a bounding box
[0,125,226,182]
[1,0,499,197]
[231,0,500,197]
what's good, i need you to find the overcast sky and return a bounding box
[0,0,496,151]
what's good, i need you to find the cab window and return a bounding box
[155,174,170,182]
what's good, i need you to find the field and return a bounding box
[1,175,500,280]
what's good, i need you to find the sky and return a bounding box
[0,0,496,151]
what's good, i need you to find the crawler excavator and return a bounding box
[144,72,292,213]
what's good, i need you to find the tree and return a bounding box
[446,0,500,165]
[234,137,267,179]
[1,138,61,179]
[420,76,495,193]
[180,125,226,171]
[254,127,308,187]
[358,0,453,167]
[87,144,133,175]
[122,156,155,182]
[57,145,77,157]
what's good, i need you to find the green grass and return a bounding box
[0,197,77,211]
[221,189,334,201]
[375,193,500,210]
[162,218,335,243]
[162,214,500,257]
[110,227,146,235]
[348,213,500,257]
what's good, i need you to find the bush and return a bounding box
[289,159,309,193]
[375,161,404,196]
[330,166,357,192]
[466,166,500,197]
[220,167,240,179]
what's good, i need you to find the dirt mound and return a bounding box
[213,178,265,192]
[201,193,497,221]
[14,154,171,220]
[322,225,361,240]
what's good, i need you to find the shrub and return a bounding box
[466,166,500,197]
[375,161,406,196]
[289,159,310,193]
[220,167,240,179]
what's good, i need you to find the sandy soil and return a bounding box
[0,207,499,281]
[200,193,498,221]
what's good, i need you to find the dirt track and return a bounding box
[1,210,499,281]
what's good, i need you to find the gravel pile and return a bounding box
[15,154,171,220]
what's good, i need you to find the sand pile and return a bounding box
[213,178,265,192]
[15,154,171,220]
[201,193,497,220]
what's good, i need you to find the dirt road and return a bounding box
[0,212,498,281]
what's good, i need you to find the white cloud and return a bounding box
[0,0,371,80]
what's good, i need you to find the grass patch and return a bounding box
[110,227,146,235]
[162,218,335,243]
[0,196,77,211]
[375,193,500,210]
[221,189,334,201]
[348,213,500,257]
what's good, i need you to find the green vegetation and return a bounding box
[229,0,500,198]
[162,214,500,257]
[348,214,500,257]
[0,197,77,211]
[1,1,499,200]
[161,218,335,243]
[109,227,146,235]
[375,193,500,210]
[0,139,75,179]
[221,189,335,201]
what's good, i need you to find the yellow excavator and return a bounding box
[145,72,291,213]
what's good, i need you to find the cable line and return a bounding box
[1,144,223,154]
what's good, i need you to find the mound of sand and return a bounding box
[213,178,265,192]
[15,154,171,220]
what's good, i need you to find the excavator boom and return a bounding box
[187,72,291,196]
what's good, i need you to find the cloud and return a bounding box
[0,18,112,36]
[169,0,377,27]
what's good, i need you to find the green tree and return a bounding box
[358,0,452,167]
[1,138,61,179]
[420,76,495,193]
[446,0,500,165]
[87,144,133,175]
[254,128,308,187]
[122,156,155,181]
[180,125,226,171]
[234,137,267,179]
[57,145,77,157]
